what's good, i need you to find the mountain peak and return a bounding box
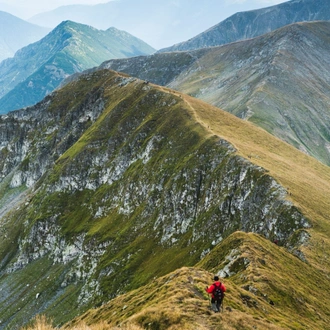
[0,20,155,113]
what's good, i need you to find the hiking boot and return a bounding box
[211,303,218,312]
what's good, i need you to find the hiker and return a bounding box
[205,275,226,312]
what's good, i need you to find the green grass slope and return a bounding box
[0,69,329,329]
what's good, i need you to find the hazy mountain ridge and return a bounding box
[158,0,330,52]
[27,0,244,50]
[101,21,330,166]
[0,68,328,328]
[0,20,155,113]
[0,11,49,62]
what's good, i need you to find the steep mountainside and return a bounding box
[102,21,330,166]
[0,69,330,329]
[159,0,330,53]
[0,20,154,113]
[0,11,49,62]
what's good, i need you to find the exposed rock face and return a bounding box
[0,69,309,328]
[158,0,330,53]
[0,86,105,187]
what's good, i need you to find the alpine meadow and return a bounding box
[0,0,329,330]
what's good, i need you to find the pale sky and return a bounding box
[0,0,287,20]
[0,0,110,18]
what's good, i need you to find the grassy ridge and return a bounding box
[105,22,330,166]
[2,70,330,329]
[183,92,330,224]
[42,233,328,330]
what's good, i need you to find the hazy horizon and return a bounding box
[0,0,288,49]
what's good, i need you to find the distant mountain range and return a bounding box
[27,0,242,49]
[0,20,155,113]
[2,0,330,165]
[101,21,330,166]
[0,11,49,62]
[159,0,330,52]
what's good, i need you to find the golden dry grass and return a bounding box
[22,314,144,330]
[15,264,276,330]
[52,262,291,330]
